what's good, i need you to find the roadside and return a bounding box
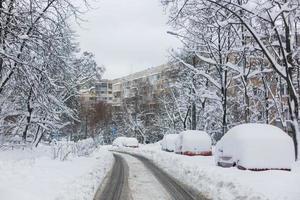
[0,143,114,200]
[96,152,208,200]
[116,144,300,200]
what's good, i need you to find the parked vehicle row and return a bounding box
[160,123,295,171]
[161,130,212,156]
[112,137,139,148]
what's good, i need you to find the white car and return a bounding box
[175,130,212,156]
[161,134,178,152]
[112,137,127,147]
[215,123,295,170]
[112,137,139,148]
[123,137,139,148]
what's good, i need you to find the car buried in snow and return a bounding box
[215,123,295,171]
[174,130,212,156]
[112,137,127,147]
[123,137,139,148]
[161,134,178,152]
[112,137,139,148]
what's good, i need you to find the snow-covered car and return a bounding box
[215,123,295,171]
[174,130,212,156]
[123,137,139,148]
[112,137,127,147]
[161,134,178,152]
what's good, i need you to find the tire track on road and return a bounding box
[123,152,209,200]
[94,154,130,200]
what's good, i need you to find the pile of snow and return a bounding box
[112,137,139,148]
[0,142,113,200]
[215,123,295,170]
[175,130,212,156]
[119,144,300,200]
[161,134,178,152]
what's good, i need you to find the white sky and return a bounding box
[73,0,180,79]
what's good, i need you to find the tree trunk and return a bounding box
[191,102,197,130]
[222,70,228,135]
[22,87,33,142]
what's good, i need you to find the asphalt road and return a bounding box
[94,152,209,200]
[129,153,208,200]
[94,154,130,200]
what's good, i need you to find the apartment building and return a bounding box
[79,80,114,107]
[79,64,176,115]
[111,64,171,111]
[95,80,113,104]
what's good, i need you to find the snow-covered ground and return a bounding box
[0,143,113,200]
[118,143,300,200]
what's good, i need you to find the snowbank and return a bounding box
[0,142,114,200]
[175,130,212,156]
[161,134,178,152]
[118,143,300,200]
[216,123,295,170]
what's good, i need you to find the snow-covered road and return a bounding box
[96,152,207,200]
[121,153,171,200]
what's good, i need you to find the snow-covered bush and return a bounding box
[175,130,212,156]
[215,123,295,170]
[161,134,178,152]
[52,138,96,161]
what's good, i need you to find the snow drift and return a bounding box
[0,142,114,200]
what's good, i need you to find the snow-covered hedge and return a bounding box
[215,123,295,170]
[175,130,212,156]
[52,138,97,161]
[161,134,178,152]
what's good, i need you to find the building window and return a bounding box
[280,84,288,96]
[89,97,96,101]
[101,83,107,87]
[253,88,258,95]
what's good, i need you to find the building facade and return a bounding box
[111,64,171,111]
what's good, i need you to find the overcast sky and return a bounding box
[73,0,180,79]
